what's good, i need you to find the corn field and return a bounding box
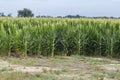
[0,17,120,58]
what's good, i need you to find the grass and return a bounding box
[0,72,82,80]
[1,72,119,80]
[0,55,120,80]
[107,72,120,79]
[0,67,13,72]
[3,57,37,66]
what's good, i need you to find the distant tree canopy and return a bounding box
[0,12,5,17]
[7,13,12,17]
[18,8,34,17]
[0,8,119,19]
[0,12,12,17]
[64,15,87,18]
[36,15,53,18]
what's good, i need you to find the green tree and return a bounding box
[0,12,5,17]
[7,13,12,17]
[17,8,34,17]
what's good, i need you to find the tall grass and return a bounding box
[0,18,120,58]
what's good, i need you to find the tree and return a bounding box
[7,13,12,17]
[0,12,5,17]
[17,8,34,17]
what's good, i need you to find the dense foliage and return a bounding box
[0,18,120,58]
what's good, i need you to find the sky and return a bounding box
[0,0,120,17]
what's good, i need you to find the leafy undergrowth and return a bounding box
[0,55,120,80]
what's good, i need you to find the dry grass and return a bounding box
[0,55,120,80]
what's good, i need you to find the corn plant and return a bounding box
[0,18,120,58]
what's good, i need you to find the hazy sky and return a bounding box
[0,0,120,17]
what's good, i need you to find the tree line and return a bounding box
[0,8,120,19]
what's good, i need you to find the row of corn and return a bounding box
[0,18,120,58]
